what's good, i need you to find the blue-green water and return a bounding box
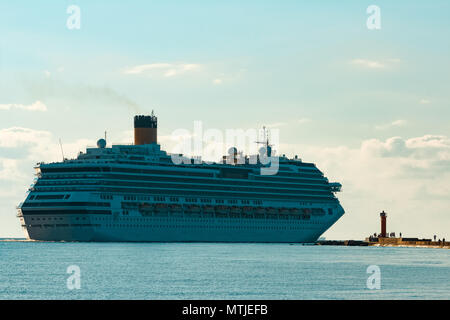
[0,241,449,299]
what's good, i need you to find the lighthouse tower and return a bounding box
[380,210,387,238]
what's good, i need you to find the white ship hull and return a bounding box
[21,210,343,243]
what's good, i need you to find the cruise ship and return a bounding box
[17,114,345,242]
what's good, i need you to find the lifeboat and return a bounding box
[202,205,214,214]
[138,203,154,216]
[301,208,311,219]
[123,202,139,209]
[289,208,300,214]
[311,208,325,216]
[214,205,230,217]
[254,207,266,214]
[242,206,255,218]
[155,203,168,212]
[215,205,230,214]
[169,204,182,212]
[266,207,278,214]
[138,202,152,210]
[279,208,290,215]
[185,204,201,213]
[230,206,242,214]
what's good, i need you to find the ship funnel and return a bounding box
[134,112,157,145]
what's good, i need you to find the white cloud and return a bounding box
[419,99,431,105]
[123,63,172,74]
[350,59,385,69]
[0,127,94,170]
[375,119,407,130]
[0,127,51,147]
[0,127,96,237]
[0,101,47,112]
[406,134,449,150]
[123,63,200,77]
[0,158,27,181]
[211,70,246,86]
[350,58,401,69]
[279,134,450,240]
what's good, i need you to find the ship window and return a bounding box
[35,195,65,200]
[328,208,333,215]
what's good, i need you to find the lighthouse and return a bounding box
[380,210,387,238]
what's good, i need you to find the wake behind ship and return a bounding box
[17,114,345,242]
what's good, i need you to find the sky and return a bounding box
[0,1,449,239]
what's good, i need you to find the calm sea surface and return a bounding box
[0,241,449,300]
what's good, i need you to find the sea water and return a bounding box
[0,241,449,299]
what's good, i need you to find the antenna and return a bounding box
[59,138,65,161]
[255,126,273,158]
[105,131,107,141]
[255,126,273,148]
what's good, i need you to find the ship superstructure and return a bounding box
[17,114,344,242]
